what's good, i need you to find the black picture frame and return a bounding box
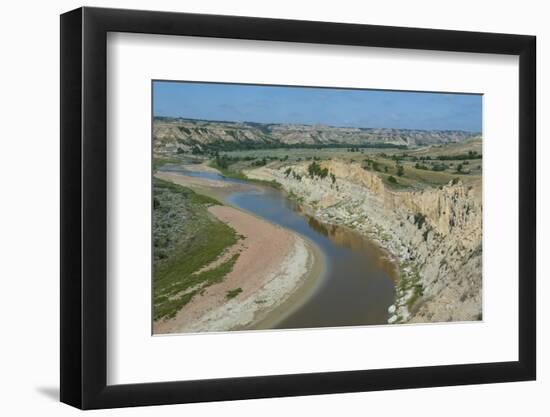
[60,6,536,410]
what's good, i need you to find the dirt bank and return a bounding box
[154,198,322,334]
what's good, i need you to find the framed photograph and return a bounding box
[60,6,536,409]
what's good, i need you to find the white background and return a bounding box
[0,0,546,415]
[108,33,518,385]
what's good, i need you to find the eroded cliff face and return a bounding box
[245,160,482,324]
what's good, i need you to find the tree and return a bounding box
[252,157,267,167]
[387,175,397,184]
[307,162,329,179]
[396,164,405,177]
[215,154,230,169]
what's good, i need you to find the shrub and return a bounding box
[414,212,427,229]
[225,288,243,299]
[396,164,405,177]
[307,162,329,179]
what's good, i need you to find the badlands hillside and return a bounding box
[153,117,479,154]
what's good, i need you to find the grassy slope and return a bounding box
[153,177,240,321]
[152,157,182,171]
[208,160,282,189]
[222,139,482,190]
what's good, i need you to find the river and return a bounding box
[160,165,396,329]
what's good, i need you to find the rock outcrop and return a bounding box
[245,160,482,324]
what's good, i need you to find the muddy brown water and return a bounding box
[160,165,396,329]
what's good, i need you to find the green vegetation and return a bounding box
[213,154,232,170]
[396,163,405,177]
[153,157,181,171]
[287,190,305,204]
[225,288,243,299]
[394,263,425,315]
[249,177,282,189]
[387,175,397,184]
[209,157,282,189]
[404,274,424,310]
[209,159,247,179]
[433,150,481,161]
[307,161,329,179]
[413,212,427,230]
[197,140,408,153]
[153,177,241,321]
[431,163,448,172]
[252,157,268,167]
[181,132,481,191]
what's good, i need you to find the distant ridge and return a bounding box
[153,117,480,154]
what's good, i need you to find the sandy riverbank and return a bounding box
[153,174,323,334]
[180,162,221,174]
[156,171,232,189]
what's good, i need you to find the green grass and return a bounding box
[153,157,182,171]
[184,139,481,193]
[208,160,248,179]
[154,253,240,320]
[153,178,240,321]
[395,269,424,311]
[208,160,282,189]
[248,178,282,189]
[381,174,411,189]
[225,288,243,299]
[287,190,305,203]
[154,177,221,206]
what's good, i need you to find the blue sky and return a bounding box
[153,81,482,132]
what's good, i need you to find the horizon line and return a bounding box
[153,115,481,134]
